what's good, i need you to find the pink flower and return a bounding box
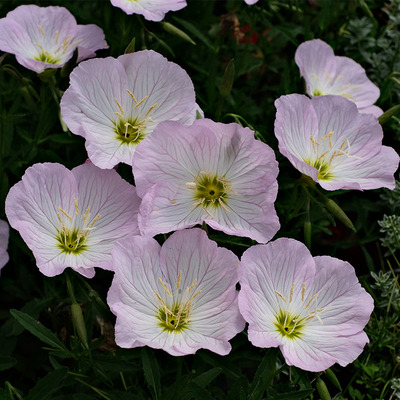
[238,238,374,372]
[133,118,280,243]
[274,94,399,191]
[295,39,382,117]
[110,0,187,21]
[107,228,245,356]
[5,162,140,278]
[60,50,199,169]
[0,219,9,271]
[244,0,260,4]
[0,5,108,74]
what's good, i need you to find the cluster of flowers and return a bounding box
[1,4,399,373]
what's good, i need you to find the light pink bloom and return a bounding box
[60,50,199,169]
[0,219,10,270]
[133,118,280,243]
[108,228,245,356]
[244,0,260,4]
[238,238,374,372]
[274,94,399,191]
[5,162,140,278]
[0,5,108,74]
[295,39,382,117]
[110,0,187,21]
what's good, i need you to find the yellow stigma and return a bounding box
[186,171,235,218]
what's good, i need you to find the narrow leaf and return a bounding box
[248,349,278,400]
[141,347,161,400]
[26,367,68,400]
[10,309,71,356]
[192,367,222,388]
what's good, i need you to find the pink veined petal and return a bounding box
[359,104,383,118]
[0,220,10,270]
[108,229,243,356]
[118,51,197,127]
[274,94,320,180]
[135,119,280,241]
[71,162,140,239]
[110,0,187,21]
[133,121,216,198]
[138,181,205,237]
[295,39,337,95]
[319,145,399,191]
[282,330,369,372]
[330,56,380,108]
[5,162,140,277]
[239,238,374,372]
[311,95,382,158]
[274,94,399,190]
[0,5,106,73]
[74,24,108,62]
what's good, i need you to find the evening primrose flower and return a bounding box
[238,238,374,372]
[133,118,280,243]
[295,39,382,117]
[110,0,187,21]
[107,228,245,356]
[0,5,108,74]
[5,162,140,278]
[0,219,9,270]
[60,50,199,169]
[274,94,399,191]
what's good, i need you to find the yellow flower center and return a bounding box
[274,283,324,340]
[154,271,201,333]
[113,90,157,145]
[186,171,234,218]
[56,198,100,254]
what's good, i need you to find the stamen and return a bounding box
[57,212,68,234]
[301,283,305,302]
[275,290,287,302]
[305,293,318,309]
[321,130,333,149]
[176,270,182,290]
[114,98,124,116]
[158,278,172,298]
[33,42,45,53]
[89,214,101,229]
[188,279,198,294]
[74,198,79,215]
[55,30,59,45]
[186,182,196,190]
[218,198,231,213]
[202,206,215,219]
[310,135,320,153]
[58,207,73,220]
[133,96,149,110]
[83,206,90,225]
[37,25,45,36]
[144,103,158,117]
[126,89,138,104]
[289,283,294,303]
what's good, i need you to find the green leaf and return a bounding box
[192,367,223,388]
[141,347,161,400]
[267,389,314,400]
[172,17,215,51]
[248,349,278,400]
[0,356,17,371]
[9,309,71,356]
[26,367,68,400]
